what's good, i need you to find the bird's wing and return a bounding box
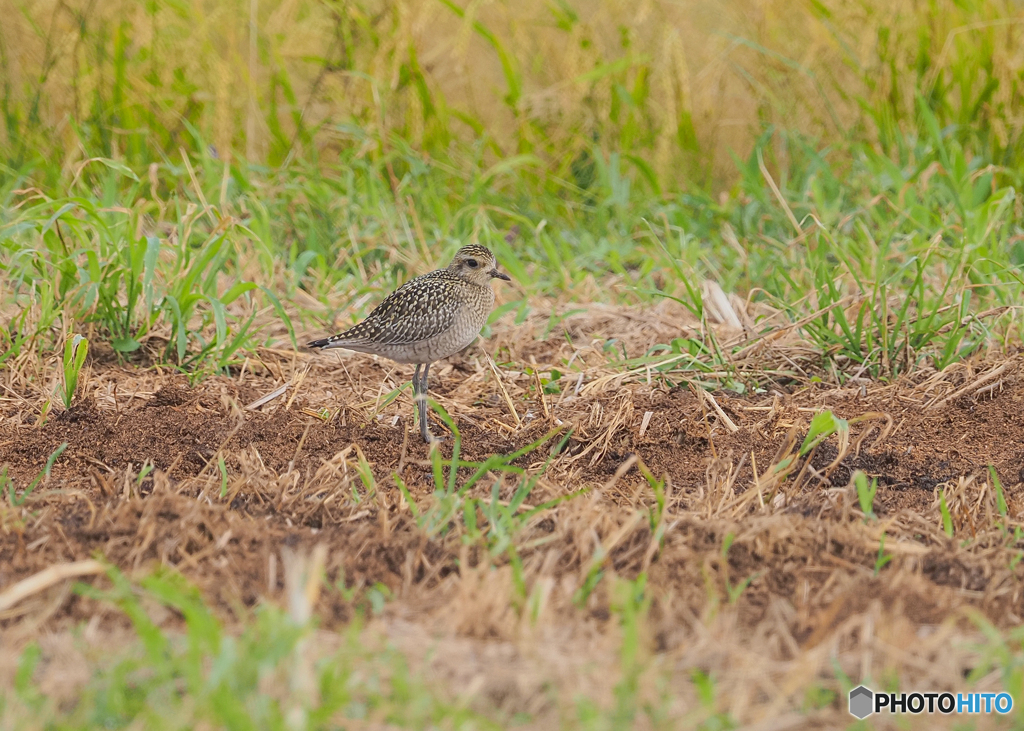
[334,273,463,346]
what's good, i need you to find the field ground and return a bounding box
[3,307,1024,728]
[4,0,1024,726]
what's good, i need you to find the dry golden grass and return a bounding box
[4,0,1023,185]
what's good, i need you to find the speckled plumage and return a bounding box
[307,244,511,442]
[308,269,491,363]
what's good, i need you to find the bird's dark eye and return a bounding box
[466,258,479,268]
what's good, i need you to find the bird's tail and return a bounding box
[307,333,372,350]
[306,335,341,349]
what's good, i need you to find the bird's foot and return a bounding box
[421,428,447,445]
[419,416,447,445]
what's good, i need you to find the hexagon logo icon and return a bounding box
[849,685,874,719]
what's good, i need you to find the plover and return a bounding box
[307,245,511,442]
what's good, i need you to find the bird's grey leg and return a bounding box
[412,363,426,439]
[418,362,438,443]
[412,363,432,443]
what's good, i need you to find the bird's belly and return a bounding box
[384,314,485,364]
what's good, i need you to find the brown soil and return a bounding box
[2,332,1023,727]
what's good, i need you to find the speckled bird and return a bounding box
[307,245,511,443]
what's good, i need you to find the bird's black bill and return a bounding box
[306,338,330,349]
[490,269,511,281]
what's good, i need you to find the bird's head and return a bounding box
[447,244,511,286]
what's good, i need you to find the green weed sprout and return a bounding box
[939,490,955,537]
[989,465,1008,521]
[799,411,848,456]
[6,442,68,506]
[874,533,894,576]
[60,334,89,409]
[853,470,878,521]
